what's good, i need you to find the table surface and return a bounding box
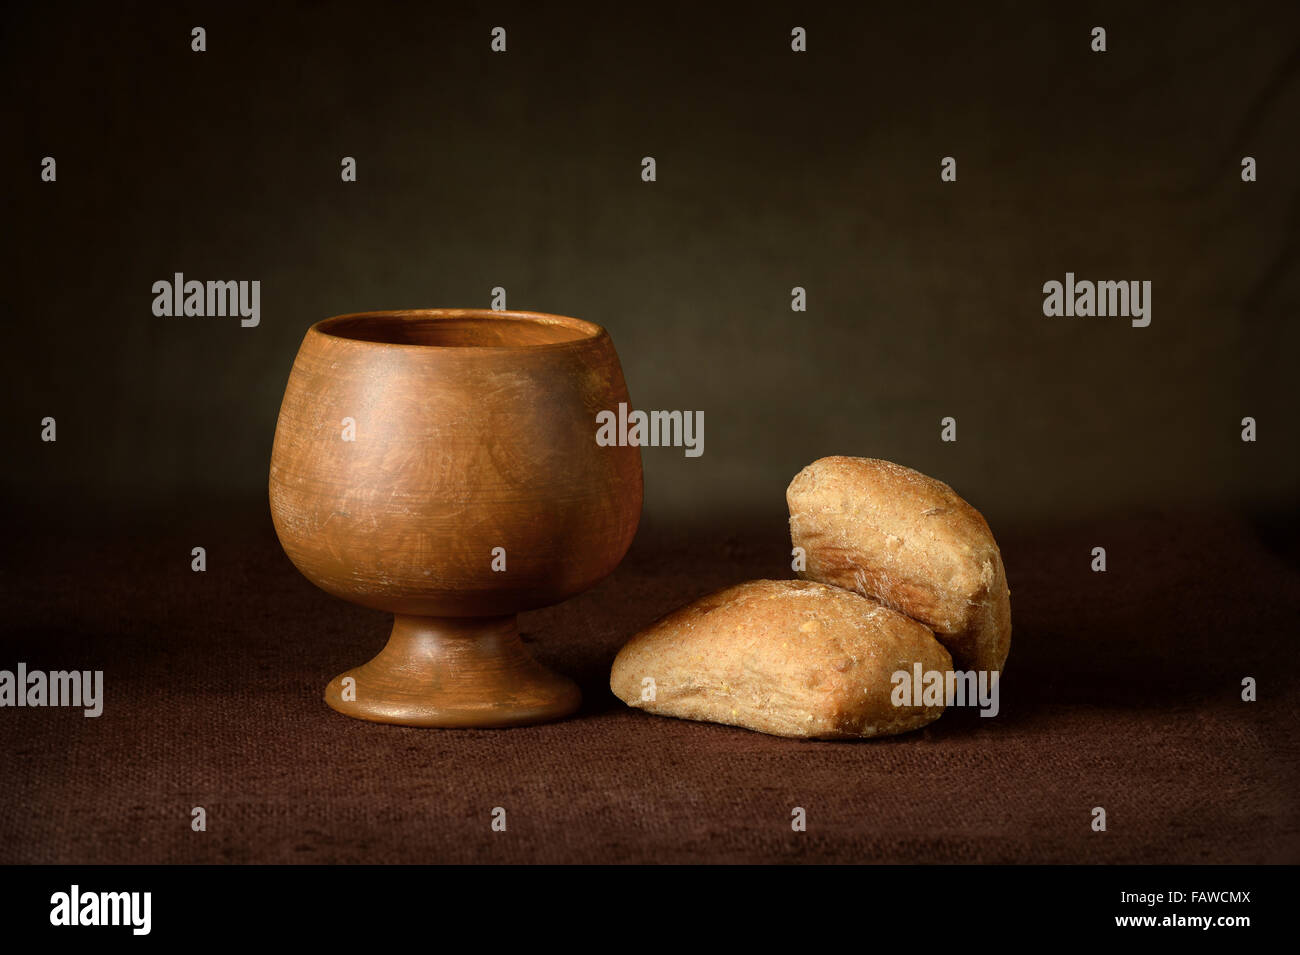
[1,505,1296,864]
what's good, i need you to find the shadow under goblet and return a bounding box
[269,308,643,727]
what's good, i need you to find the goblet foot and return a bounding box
[324,613,581,728]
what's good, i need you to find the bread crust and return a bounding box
[787,456,1011,672]
[610,579,952,739]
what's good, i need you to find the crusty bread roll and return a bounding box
[609,579,952,739]
[787,456,1011,673]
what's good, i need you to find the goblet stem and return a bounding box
[324,614,581,727]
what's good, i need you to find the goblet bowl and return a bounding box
[269,308,643,727]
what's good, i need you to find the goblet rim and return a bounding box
[312,307,607,352]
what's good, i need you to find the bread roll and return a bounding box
[609,579,952,739]
[787,456,1011,672]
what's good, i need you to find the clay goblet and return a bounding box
[269,309,642,727]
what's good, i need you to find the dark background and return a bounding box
[4,0,1298,525]
[1,1,1297,865]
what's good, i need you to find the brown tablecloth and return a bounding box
[1,506,1296,864]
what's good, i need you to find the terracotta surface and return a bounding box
[268,309,642,726]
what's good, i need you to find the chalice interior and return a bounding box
[269,309,643,727]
